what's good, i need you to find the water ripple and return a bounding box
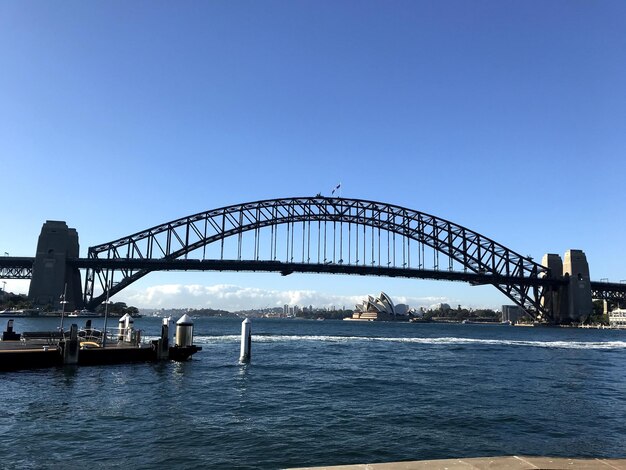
[3,318,626,469]
[193,334,626,350]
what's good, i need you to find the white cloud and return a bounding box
[117,283,455,311]
[2,278,496,312]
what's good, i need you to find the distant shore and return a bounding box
[0,310,141,319]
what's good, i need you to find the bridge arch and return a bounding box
[84,196,549,318]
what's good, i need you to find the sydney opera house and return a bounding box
[348,292,411,321]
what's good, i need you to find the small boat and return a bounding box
[0,309,39,317]
[67,310,101,318]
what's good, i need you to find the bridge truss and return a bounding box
[84,196,554,318]
[590,281,626,305]
[0,257,34,280]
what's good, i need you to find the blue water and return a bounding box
[1,317,626,469]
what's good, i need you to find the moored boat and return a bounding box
[67,309,101,318]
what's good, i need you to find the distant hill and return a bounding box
[138,307,237,318]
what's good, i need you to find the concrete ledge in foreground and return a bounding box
[287,455,626,470]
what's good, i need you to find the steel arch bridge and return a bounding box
[83,196,556,318]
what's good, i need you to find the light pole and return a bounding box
[59,283,68,331]
[102,290,111,347]
[102,273,115,348]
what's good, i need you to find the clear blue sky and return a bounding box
[1,1,625,310]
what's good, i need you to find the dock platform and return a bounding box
[0,316,202,370]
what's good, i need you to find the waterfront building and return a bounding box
[349,292,410,321]
[608,308,626,329]
[501,305,524,324]
[431,303,451,313]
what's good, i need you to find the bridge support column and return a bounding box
[563,249,593,323]
[541,254,563,322]
[28,221,83,311]
[542,250,593,323]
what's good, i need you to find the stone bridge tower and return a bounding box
[28,221,83,311]
[542,249,593,323]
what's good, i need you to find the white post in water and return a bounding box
[239,318,251,363]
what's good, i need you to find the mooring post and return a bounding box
[2,319,20,341]
[239,318,251,363]
[175,314,194,347]
[156,316,171,360]
[63,323,79,365]
[124,314,134,342]
[118,314,128,341]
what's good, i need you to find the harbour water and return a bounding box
[1,317,626,469]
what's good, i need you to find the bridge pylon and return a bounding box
[541,250,593,323]
[541,253,564,321]
[28,221,83,311]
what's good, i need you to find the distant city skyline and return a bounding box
[2,277,477,312]
[1,2,625,310]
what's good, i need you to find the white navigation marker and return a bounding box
[239,318,251,363]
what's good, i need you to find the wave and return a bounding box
[189,334,626,350]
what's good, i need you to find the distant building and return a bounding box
[348,292,410,321]
[608,308,626,329]
[431,303,451,313]
[502,305,524,324]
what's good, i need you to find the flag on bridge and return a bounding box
[331,183,341,195]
